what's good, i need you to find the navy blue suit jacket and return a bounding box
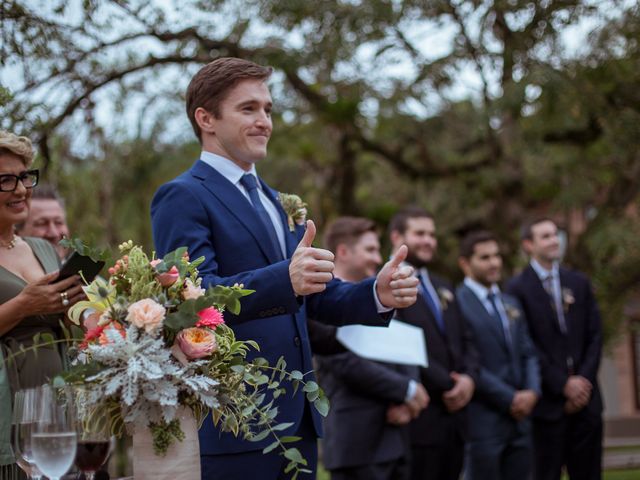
[151,160,389,455]
[506,265,603,421]
[456,284,540,441]
[395,274,480,447]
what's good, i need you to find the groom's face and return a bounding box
[210,79,273,170]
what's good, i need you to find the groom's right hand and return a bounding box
[290,220,335,296]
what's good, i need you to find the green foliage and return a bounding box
[149,419,185,457]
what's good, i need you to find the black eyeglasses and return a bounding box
[0,169,39,192]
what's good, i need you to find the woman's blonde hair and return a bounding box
[0,130,34,167]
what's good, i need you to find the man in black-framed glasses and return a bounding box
[0,169,39,192]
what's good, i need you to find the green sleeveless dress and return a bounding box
[0,237,64,473]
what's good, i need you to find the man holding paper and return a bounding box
[390,207,480,480]
[309,217,429,480]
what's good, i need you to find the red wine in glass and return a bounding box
[75,440,111,478]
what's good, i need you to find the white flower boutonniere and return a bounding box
[437,287,454,311]
[562,288,575,313]
[279,192,308,232]
[504,304,521,324]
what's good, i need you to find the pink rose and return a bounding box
[126,298,166,333]
[196,307,224,329]
[156,265,180,287]
[183,278,205,300]
[176,327,217,359]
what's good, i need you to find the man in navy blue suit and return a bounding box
[456,231,540,480]
[151,57,419,480]
[506,218,603,480]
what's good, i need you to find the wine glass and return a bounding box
[74,389,113,480]
[30,384,78,480]
[12,388,43,480]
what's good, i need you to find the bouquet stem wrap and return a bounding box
[133,407,200,480]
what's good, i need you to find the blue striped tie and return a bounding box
[240,174,283,260]
[419,274,445,333]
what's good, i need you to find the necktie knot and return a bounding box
[240,173,258,191]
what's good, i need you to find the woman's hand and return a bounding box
[17,271,86,317]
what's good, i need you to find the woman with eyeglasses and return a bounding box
[0,130,84,479]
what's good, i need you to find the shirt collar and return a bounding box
[464,277,500,300]
[530,258,559,280]
[418,267,431,282]
[200,151,259,187]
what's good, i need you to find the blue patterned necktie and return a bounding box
[240,174,283,260]
[418,274,445,333]
[487,292,511,347]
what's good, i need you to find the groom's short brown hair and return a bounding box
[186,57,273,142]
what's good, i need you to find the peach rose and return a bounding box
[176,327,217,359]
[156,265,180,287]
[183,278,205,300]
[126,298,166,333]
[196,307,224,329]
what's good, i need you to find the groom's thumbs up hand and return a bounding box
[375,245,419,309]
[290,220,335,296]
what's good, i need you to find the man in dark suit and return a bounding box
[151,57,420,480]
[506,218,603,480]
[309,217,429,480]
[390,207,480,480]
[456,231,540,480]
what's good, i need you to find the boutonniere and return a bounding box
[504,304,521,323]
[278,192,308,232]
[437,287,454,311]
[562,288,575,312]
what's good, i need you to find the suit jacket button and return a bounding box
[294,336,301,347]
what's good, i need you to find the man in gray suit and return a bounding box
[310,216,429,480]
[456,231,541,480]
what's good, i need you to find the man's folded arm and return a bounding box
[319,351,412,404]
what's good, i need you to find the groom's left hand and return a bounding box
[375,245,419,309]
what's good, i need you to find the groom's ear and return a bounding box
[194,107,217,135]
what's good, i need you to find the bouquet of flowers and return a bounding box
[55,240,325,475]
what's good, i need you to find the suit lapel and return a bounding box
[260,180,298,257]
[190,161,281,264]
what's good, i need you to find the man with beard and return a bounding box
[310,216,429,480]
[390,207,479,480]
[456,231,540,480]
[506,219,603,480]
[16,184,70,260]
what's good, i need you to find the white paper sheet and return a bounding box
[335,320,428,367]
